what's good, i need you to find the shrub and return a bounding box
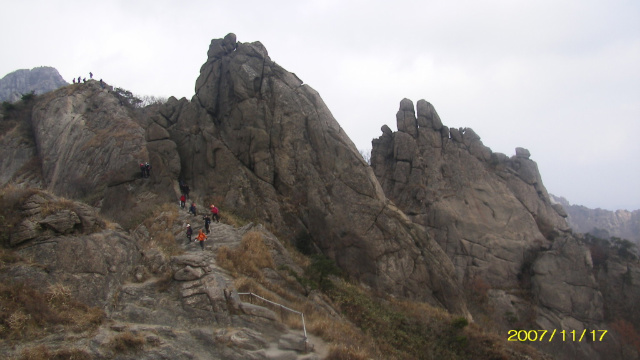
[112,87,142,108]
[20,91,36,102]
[1,101,16,113]
[611,319,640,353]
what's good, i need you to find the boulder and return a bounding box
[515,147,531,159]
[39,210,80,233]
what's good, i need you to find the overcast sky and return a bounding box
[2,0,639,211]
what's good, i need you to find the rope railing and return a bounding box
[238,292,308,342]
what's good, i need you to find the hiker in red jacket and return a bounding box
[180,194,186,209]
[210,204,220,223]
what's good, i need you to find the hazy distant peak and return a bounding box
[0,66,68,103]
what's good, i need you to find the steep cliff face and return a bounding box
[369,99,640,359]
[154,34,469,316]
[21,81,180,224]
[371,99,570,287]
[0,66,68,102]
[551,195,640,244]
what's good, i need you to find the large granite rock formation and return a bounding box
[154,34,469,316]
[14,80,182,224]
[2,189,139,308]
[371,99,570,287]
[0,66,68,102]
[370,99,640,359]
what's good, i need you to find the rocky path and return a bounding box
[118,204,327,359]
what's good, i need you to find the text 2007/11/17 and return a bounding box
[507,329,607,342]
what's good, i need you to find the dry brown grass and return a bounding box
[39,198,77,217]
[18,345,91,360]
[325,345,371,360]
[109,331,146,353]
[143,205,183,257]
[217,231,275,279]
[0,280,105,340]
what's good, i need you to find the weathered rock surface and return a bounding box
[0,66,68,103]
[371,99,570,288]
[158,34,469,316]
[369,99,637,359]
[13,80,182,224]
[2,190,138,308]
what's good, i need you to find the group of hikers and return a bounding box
[72,72,93,84]
[139,162,152,178]
[71,72,106,89]
[179,179,220,251]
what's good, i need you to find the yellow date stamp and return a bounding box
[508,329,608,342]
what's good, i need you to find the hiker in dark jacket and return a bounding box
[186,224,193,243]
[140,163,145,178]
[203,215,211,234]
[145,162,151,178]
[189,202,197,216]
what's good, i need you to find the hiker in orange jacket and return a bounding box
[196,229,207,251]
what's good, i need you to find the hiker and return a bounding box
[140,163,145,178]
[196,229,207,250]
[145,162,151,178]
[184,184,190,198]
[83,78,86,83]
[210,204,220,223]
[189,202,197,216]
[89,72,93,79]
[77,76,81,83]
[203,215,211,234]
[186,224,193,243]
[180,194,186,209]
[72,78,76,84]
[99,79,104,89]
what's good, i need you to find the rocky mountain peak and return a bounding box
[0,66,68,102]
[159,34,470,316]
[373,98,570,286]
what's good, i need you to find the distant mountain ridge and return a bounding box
[551,194,640,243]
[0,66,68,102]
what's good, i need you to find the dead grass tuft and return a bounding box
[325,344,371,360]
[143,206,183,257]
[216,231,275,279]
[109,331,146,353]
[18,345,91,360]
[0,280,105,340]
